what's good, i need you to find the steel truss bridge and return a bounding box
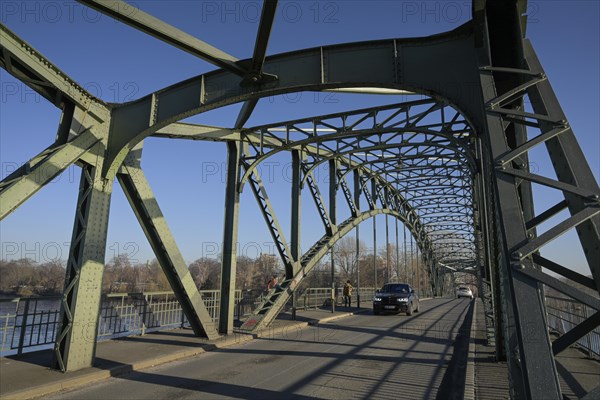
[1,1,599,398]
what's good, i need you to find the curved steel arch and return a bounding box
[241,207,408,331]
[101,24,484,179]
[233,100,475,310]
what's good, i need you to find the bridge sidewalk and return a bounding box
[0,305,369,400]
[471,299,600,399]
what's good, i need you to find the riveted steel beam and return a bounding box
[0,24,109,120]
[101,26,485,179]
[478,20,562,400]
[290,150,302,277]
[78,1,246,77]
[117,161,219,340]
[0,128,100,220]
[219,142,242,334]
[54,163,112,372]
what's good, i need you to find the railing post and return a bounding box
[584,305,591,354]
[17,298,30,355]
[181,304,186,329]
[141,294,148,336]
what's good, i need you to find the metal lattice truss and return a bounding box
[239,99,477,271]
[1,1,599,399]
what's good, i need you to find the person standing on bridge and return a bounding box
[266,275,277,292]
[343,280,353,307]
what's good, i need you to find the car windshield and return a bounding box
[458,287,470,291]
[381,284,410,293]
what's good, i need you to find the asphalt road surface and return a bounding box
[46,298,473,400]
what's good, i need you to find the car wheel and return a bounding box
[407,303,413,316]
[415,301,420,312]
[374,309,380,315]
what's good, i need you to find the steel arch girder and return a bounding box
[103,25,484,179]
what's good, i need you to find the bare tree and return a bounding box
[333,236,367,283]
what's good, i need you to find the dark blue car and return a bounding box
[373,283,420,315]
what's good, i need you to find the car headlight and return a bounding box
[397,298,408,302]
[373,296,382,302]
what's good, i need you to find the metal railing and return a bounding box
[546,295,599,359]
[0,297,61,355]
[295,287,377,309]
[0,287,382,356]
[0,290,243,356]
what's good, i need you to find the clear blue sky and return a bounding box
[1,1,598,277]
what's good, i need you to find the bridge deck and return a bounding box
[0,299,597,399]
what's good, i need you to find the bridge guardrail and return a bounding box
[0,290,245,356]
[545,295,599,359]
[0,286,429,355]
[294,287,377,309]
[1,286,369,356]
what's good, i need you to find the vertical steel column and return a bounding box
[416,245,420,294]
[219,141,241,334]
[329,160,337,312]
[479,52,562,399]
[403,223,408,284]
[385,215,390,282]
[354,170,361,307]
[372,179,377,288]
[291,150,302,276]
[410,233,415,289]
[55,164,112,372]
[373,216,377,289]
[395,216,399,282]
[476,137,502,355]
[291,150,302,317]
[415,243,419,293]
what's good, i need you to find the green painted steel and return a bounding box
[117,162,219,340]
[218,142,241,335]
[1,1,599,398]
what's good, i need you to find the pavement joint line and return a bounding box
[2,312,357,400]
[464,299,478,400]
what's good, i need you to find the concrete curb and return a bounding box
[2,316,343,400]
[464,299,477,400]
